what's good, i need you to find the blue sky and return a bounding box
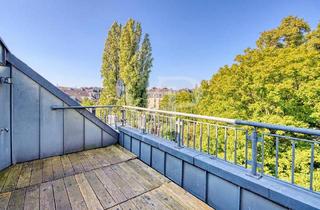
[0,0,319,89]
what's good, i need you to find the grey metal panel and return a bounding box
[84,118,101,150]
[12,68,40,163]
[151,148,165,174]
[131,138,140,157]
[7,53,118,140]
[207,173,240,210]
[183,162,206,201]
[119,132,124,146]
[165,154,183,186]
[140,142,151,165]
[0,66,11,170]
[123,134,131,150]
[241,189,288,210]
[64,108,84,153]
[103,131,117,147]
[40,88,63,158]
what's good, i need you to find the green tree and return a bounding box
[136,34,153,107]
[100,19,152,107]
[99,22,121,105]
[119,19,142,105]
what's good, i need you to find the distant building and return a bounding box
[59,86,101,103]
[147,87,176,109]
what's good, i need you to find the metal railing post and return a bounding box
[251,128,258,176]
[176,118,183,147]
[141,113,146,134]
[121,108,126,126]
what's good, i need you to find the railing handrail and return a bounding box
[51,104,320,136]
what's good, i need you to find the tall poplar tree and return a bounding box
[136,34,153,107]
[99,22,121,105]
[100,19,153,106]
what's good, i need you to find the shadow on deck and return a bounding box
[0,145,212,210]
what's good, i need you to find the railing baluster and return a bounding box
[275,137,279,178]
[310,143,314,191]
[207,124,210,154]
[261,134,264,174]
[187,121,190,147]
[224,127,227,161]
[215,125,218,157]
[245,130,248,168]
[234,129,237,164]
[200,123,203,152]
[291,141,295,184]
[193,122,196,149]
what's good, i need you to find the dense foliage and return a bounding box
[99,19,153,107]
[160,16,320,190]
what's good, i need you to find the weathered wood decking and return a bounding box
[0,145,212,210]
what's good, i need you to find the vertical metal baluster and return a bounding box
[153,114,156,135]
[224,127,227,161]
[200,123,203,152]
[261,134,265,174]
[181,120,184,147]
[161,115,164,137]
[275,137,279,178]
[245,130,248,168]
[234,129,237,164]
[187,121,190,148]
[193,122,196,149]
[310,143,314,191]
[158,115,160,136]
[291,141,295,184]
[215,126,218,157]
[165,116,168,139]
[207,124,210,154]
[169,117,172,140]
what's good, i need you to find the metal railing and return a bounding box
[52,105,320,193]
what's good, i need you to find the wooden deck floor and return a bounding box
[0,145,212,210]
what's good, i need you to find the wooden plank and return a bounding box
[94,169,127,204]
[119,162,154,190]
[42,157,54,182]
[68,153,85,174]
[0,192,11,210]
[108,146,132,163]
[30,160,43,186]
[52,179,72,210]
[108,205,121,210]
[0,168,10,192]
[84,171,116,209]
[40,182,55,210]
[131,193,167,210]
[16,162,32,189]
[83,151,102,169]
[2,164,22,192]
[126,160,163,188]
[151,186,187,210]
[51,157,64,180]
[119,200,138,210]
[24,185,40,210]
[64,176,88,210]
[78,153,94,172]
[111,164,145,196]
[164,182,212,210]
[114,145,136,159]
[99,147,120,165]
[7,188,26,210]
[61,156,75,176]
[75,173,103,210]
[131,159,169,183]
[103,167,136,199]
[93,149,111,167]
